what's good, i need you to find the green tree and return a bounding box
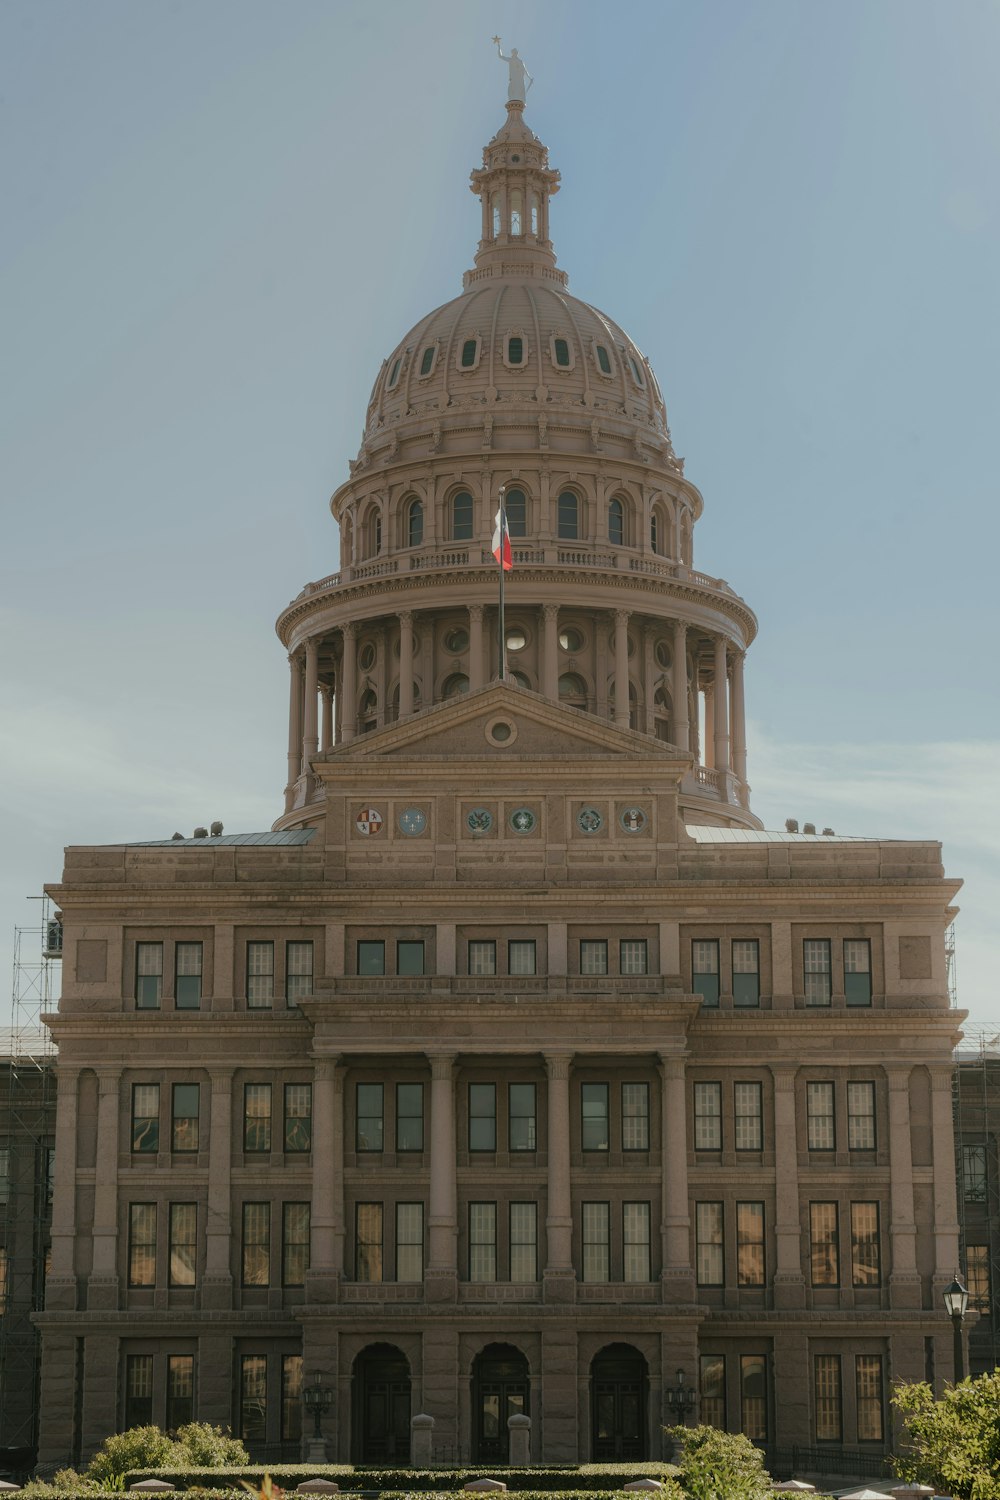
[892,1371,1000,1500]
[86,1427,177,1486]
[666,1424,773,1500]
[174,1422,249,1466]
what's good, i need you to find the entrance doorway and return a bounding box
[351,1344,411,1462]
[471,1344,530,1463]
[591,1344,648,1460]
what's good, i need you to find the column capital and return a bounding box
[771,1066,798,1092]
[313,1055,344,1084]
[614,608,631,628]
[427,1053,456,1080]
[305,636,318,660]
[398,608,413,625]
[95,1066,121,1092]
[209,1069,233,1093]
[545,1052,574,1081]
[289,652,304,671]
[541,602,559,623]
[886,1066,912,1091]
[672,617,687,637]
[341,620,357,641]
[657,1052,687,1081]
[468,603,484,624]
[928,1065,955,1092]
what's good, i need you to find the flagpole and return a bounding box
[497,485,506,682]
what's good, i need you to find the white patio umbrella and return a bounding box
[773,1484,817,1493]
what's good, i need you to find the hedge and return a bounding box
[122,1465,681,1493]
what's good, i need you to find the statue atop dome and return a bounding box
[492,37,533,102]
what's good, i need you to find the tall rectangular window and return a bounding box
[737,1202,765,1287]
[623,1201,651,1282]
[131,1084,159,1153]
[125,1354,154,1427]
[732,939,760,1006]
[128,1203,156,1287]
[247,941,274,1007]
[469,1202,497,1282]
[851,1202,881,1287]
[814,1354,842,1440]
[171,1083,200,1153]
[166,1354,194,1429]
[967,1245,991,1311]
[286,940,314,1001]
[509,1083,536,1151]
[692,940,720,1006]
[848,1082,876,1149]
[581,1083,610,1151]
[356,1083,384,1151]
[580,939,608,975]
[740,1354,767,1441]
[281,1354,303,1442]
[807,1082,836,1150]
[240,1354,267,1443]
[468,940,497,976]
[243,1084,272,1153]
[508,940,536,976]
[804,939,832,1005]
[622,1082,650,1150]
[694,1081,722,1150]
[282,1202,310,1287]
[135,942,163,1009]
[168,1203,197,1287]
[856,1355,884,1441]
[284,1083,312,1152]
[395,1202,424,1282]
[357,940,386,975]
[241,1202,270,1287]
[0,1148,8,1204]
[734,1082,763,1150]
[962,1144,987,1201]
[696,1202,724,1286]
[620,939,648,975]
[510,1202,537,1281]
[396,940,425,976]
[396,1083,424,1151]
[355,1203,383,1281]
[0,1247,7,1310]
[469,1083,497,1151]
[700,1355,726,1429]
[810,1202,840,1286]
[844,939,872,1005]
[174,942,203,1009]
[582,1201,610,1282]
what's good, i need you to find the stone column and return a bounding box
[930,1066,961,1293]
[544,1053,575,1300]
[286,653,303,808]
[713,636,730,774]
[320,685,334,752]
[47,1066,81,1309]
[614,609,631,727]
[772,1067,805,1306]
[730,650,747,784]
[203,1069,233,1308]
[339,622,357,742]
[659,1053,693,1301]
[703,687,714,768]
[88,1067,121,1308]
[643,626,656,736]
[671,621,690,751]
[541,602,559,701]
[308,1056,345,1301]
[468,604,485,691]
[426,1053,457,1299]
[886,1066,921,1306]
[399,610,414,718]
[302,636,319,768]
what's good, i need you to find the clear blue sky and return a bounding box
[1,0,997,1027]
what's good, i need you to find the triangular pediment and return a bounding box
[313,682,692,767]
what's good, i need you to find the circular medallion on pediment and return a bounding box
[467,807,494,834]
[619,806,648,833]
[398,808,427,836]
[509,807,536,834]
[355,807,383,835]
[577,806,603,834]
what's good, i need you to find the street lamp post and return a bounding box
[665,1367,697,1426]
[943,1274,970,1383]
[303,1371,334,1460]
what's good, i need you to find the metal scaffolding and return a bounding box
[0,900,58,1462]
[953,1024,1000,1376]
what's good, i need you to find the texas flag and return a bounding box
[492,506,513,571]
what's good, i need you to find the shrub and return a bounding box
[87,1427,179,1486]
[666,1425,772,1500]
[175,1425,249,1467]
[892,1371,1000,1500]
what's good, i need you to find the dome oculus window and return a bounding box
[552,337,572,369]
[459,338,481,371]
[358,642,377,671]
[559,625,584,653]
[419,346,436,377]
[444,627,469,654]
[504,487,527,537]
[654,639,672,670]
[407,498,423,548]
[595,343,613,376]
[609,498,625,546]
[452,491,474,541]
[557,491,579,540]
[505,628,527,652]
[506,335,525,367]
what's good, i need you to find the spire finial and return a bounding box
[492,36,533,104]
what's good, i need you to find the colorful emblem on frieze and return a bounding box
[509,807,536,833]
[355,807,384,835]
[398,808,427,836]
[577,806,603,834]
[467,807,494,834]
[619,806,648,833]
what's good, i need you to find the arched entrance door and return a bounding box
[591,1344,648,1460]
[351,1344,411,1462]
[472,1344,530,1463]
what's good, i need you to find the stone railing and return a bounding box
[341,1283,423,1302]
[577,1283,659,1302]
[459,1283,542,1303]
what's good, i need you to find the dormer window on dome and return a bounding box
[419,345,437,377]
[505,334,526,368]
[459,338,481,371]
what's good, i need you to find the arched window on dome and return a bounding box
[595,343,613,376]
[510,670,531,690]
[359,689,379,734]
[419,345,436,377]
[452,492,474,541]
[442,673,470,700]
[406,498,423,549]
[654,684,672,743]
[609,678,640,731]
[460,338,481,371]
[553,338,571,369]
[530,193,539,235]
[650,512,659,554]
[510,189,523,236]
[505,488,527,538]
[491,195,501,237]
[387,358,401,390]
[609,498,625,547]
[627,354,645,388]
[361,505,381,560]
[558,672,588,711]
[557,491,579,541]
[391,680,422,721]
[506,335,525,367]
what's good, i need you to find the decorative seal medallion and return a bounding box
[355,807,383,836]
[398,808,427,836]
[509,807,536,834]
[467,807,494,834]
[619,806,648,833]
[577,806,603,834]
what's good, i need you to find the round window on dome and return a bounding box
[655,639,672,669]
[506,628,527,652]
[358,643,376,671]
[559,626,585,654]
[445,627,469,655]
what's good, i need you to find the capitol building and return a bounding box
[36,74,963,1468]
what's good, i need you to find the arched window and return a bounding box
[650,513,658,553]
[442,673,469,699]
[510,189,523,236]
[596,344,613,375]
[505,488,527,538]
[507,335,524,365]
[387,358,401,389]
[407,498,423,549]
[374,515,382,554]
[359,689,378,734]
[553,338,571,368]
[530,194,539,235]
[557,491,579,540]
[654,684,672,743]
[419,346,435,376]
[627,354,645,388]
[461,339,479,369]
[452,492,473,541]
[650,505,667,557]
[559,672,588,710]
[609,498,625,546]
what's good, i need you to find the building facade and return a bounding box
[955,1044,1000,1376]
[37,95,965,1468]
